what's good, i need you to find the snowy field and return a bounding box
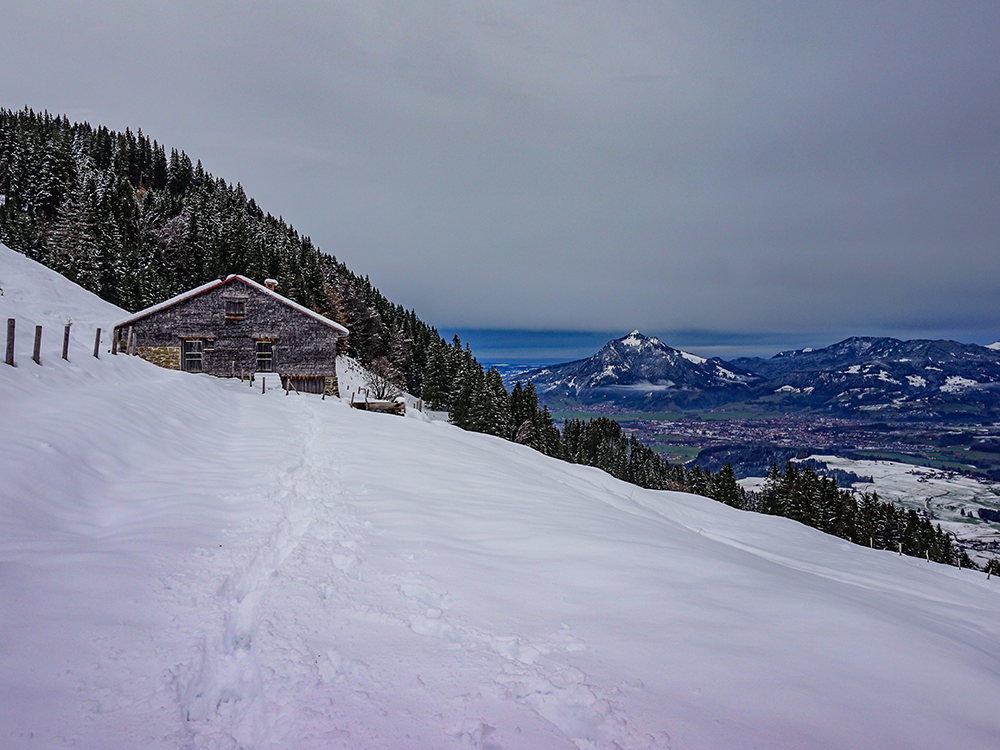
[741,455,1000,563]
[811,454,1000,520]
[3,243,1000,750]
[811,455,1000,558]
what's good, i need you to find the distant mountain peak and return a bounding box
[988,340,1000,351]
[520,331,750,406]
[619,330,661,349]
[616,330,706,360]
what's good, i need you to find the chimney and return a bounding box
[264,278,277,291]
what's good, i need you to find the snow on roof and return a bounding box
[114,275,349,334]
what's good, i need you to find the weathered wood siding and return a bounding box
[119,278,341,378]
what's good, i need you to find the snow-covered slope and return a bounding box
[3,244,1000,750]
[0,243,125,332]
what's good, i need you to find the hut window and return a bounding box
[225,298,246,319]
[204,338,215,352]
[182,339,204,372]
[256,340,273,372]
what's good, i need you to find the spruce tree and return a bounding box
[711,464,743,509]
[48,175,99,290]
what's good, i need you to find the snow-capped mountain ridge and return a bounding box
[522,331,1000,415]
[522,330,751,406]
[736,336,997,376]
[730,336,1000,414]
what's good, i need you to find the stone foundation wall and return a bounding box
[137,345,181,370]
[325,375,340,398]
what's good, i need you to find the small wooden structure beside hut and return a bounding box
[350,393,407,416]
[114,275,348,396]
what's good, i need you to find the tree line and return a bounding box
[3,107,993,574]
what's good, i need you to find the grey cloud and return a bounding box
[2,1,998,346]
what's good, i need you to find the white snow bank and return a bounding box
[3,244,1000,750]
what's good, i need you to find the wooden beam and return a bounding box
[32,325,42,365]
[5,318,14,366]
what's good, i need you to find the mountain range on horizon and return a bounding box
[520,330,1000,419]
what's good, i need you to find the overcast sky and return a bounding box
[3,1,999,358]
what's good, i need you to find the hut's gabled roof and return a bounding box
[114,275,349,334]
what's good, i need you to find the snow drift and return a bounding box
[2,243,1000,749]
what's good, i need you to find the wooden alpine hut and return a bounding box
[113,275,348,396]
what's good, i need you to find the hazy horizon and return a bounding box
[443,326,1000,365]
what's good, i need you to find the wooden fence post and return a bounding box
[6,318,15,366]
[126,326,135,356]
[111,329,118,355]
[261,376,265,394]
[32,325,42,365]
[93,328,101,358]
[62,323,71,360]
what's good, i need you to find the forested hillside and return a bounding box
[0,107,437,391]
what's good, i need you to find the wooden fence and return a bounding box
[5,318,105,367]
